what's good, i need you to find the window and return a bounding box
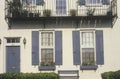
[56,0,66,14]
[86,0,101,4]
[22,0,44,6]
[79,0,109,5]
[81,31,95,66]
[40,32,54,66]
[22,0,35,6]
[6,38,20,43]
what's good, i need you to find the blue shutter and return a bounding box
[96,30,104,65]
[55,31,62,65]
[32,31,39,65]
[102,0,110,5]
[36,0,44,5]
[73,31,81,65]
[78,0,85,5]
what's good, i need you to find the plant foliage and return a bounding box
[0,73,59,79]
[101,70,120,79]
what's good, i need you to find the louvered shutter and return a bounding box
[32,31,39,65]
[96,30,104,65]
[73,31,81,65]
[55,31,63,65]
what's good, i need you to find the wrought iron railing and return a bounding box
[5,0,117,18]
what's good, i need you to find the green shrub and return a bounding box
[0,72,59,79]
[113,70,120,79]
[101,70,120,79]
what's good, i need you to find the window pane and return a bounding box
[82,48,95,66]
[82,32,94,48]
[41,32,53,47]
[56,0,66,14]
[41,49,54,66]
[22,0,27,5]
[36,0,44,5]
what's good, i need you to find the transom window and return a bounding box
[40,31,54,66]
[81,31,95,66]
[6,38,20,43]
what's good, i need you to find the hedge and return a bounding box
[0,72,59,79]
[101,70,120,79]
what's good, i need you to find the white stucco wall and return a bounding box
[0,0,120,79]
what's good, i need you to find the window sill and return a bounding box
[80,65,98,70]
[39,66,56,70]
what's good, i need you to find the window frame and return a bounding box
[80,30,96,66]
[39,31,55,66]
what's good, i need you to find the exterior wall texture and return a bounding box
[0,0,120,79]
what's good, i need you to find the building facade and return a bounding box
[0,0,119,79]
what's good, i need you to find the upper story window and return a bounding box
[78,0,110,5]
[56,0,66,14]
[86,0,101,4]
[29,0,36,5]
[22,0,44,6]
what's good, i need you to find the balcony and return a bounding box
[5,0,117,19]
[5,0,117,28]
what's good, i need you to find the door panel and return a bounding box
[6,46,20,72]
